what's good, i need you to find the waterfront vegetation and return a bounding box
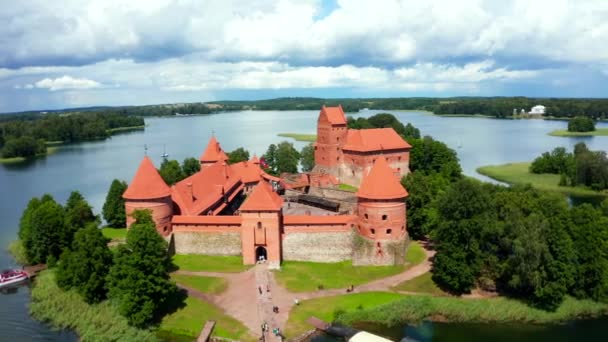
[549,128,608,136]
[102,179,128,227]
[277,133,317,142]
[393,272,447,296]
[476,162,605,197]
[172,254,250,273]
[170,274,228,294]
[274,241,425,292]
[285,292,406,337]
[158,296,254,341]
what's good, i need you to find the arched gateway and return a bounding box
[255,246,267,261]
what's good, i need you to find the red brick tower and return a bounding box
[239,181,284,269]
[314,105,348,172]
[200,136,228,169]
[123,156,173,235]
[354,156,409,265]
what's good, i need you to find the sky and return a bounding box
[1,0,608,113]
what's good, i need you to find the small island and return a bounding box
[548,116,606,137]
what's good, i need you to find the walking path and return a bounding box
[174,246,435,340]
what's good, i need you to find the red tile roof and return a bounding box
[320,105,347,125]
[283,215,357,225]
[250,154,260,164]
[343,128,411,152]
[200,136,228,162]
[239,181,283,211]
[230,160,264,184]
[171,215,242,225]
[357,157,409,200]
[123,156,171,200]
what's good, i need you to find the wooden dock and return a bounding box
[23,264,47,278]
[197,320,216,342]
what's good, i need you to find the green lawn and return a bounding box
[285,292,405,337]
[548,128,608,137]
[101,227,128,240]
[477,162,607,198]
[337,183,358,192]
[277,133,317,142]
[172,254,250,273]
[159,296,255,341]
[171,274,228,294]
[275,241,426,292]
[392,272,447,296]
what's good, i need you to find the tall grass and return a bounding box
[30,270,158,342]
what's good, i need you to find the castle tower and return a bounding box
[239,181,284,269]
[314,105,348,173]
[123,156,173,235]
[354,156,409,265]
[200,136,228,169]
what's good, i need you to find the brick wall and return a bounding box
[172,231,242,255]
[282,229,354,262]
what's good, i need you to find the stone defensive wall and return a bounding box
[281,215,356,262]
[171,215,242,255]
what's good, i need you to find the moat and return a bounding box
[2,109,608,341]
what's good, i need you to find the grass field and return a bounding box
[548,128,608,137]
[101,227,128,240]
[338,294,608,327]
[170,274,228,294]
[159,296,255,341]
[172,254,251,273]
[284,292,405,337]
[477,162,607,198]
[274,241,426,292]
[277,133,317,142]
[337,183,358,192]
[392,272,447,296]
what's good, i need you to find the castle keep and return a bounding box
[123,106,411,268]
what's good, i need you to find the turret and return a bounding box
[314,105,348,170]
[123,156,173,235]
[200,136,228,169]
[239,181,284,269]
[354,157,408,265]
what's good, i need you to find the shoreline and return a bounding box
[548,128,608,137]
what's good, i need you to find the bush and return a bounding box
[568,116,595,132]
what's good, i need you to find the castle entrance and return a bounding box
[255,246,267,262]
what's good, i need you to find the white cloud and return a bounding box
[32,76,102,91]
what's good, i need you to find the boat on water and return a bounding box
[0,269,29,288]
[162,144,169,158]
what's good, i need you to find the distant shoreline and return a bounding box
[548,128,608,137]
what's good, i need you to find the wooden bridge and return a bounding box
[197,320,216,342]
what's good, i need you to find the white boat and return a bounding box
[0,269,29,288]
[161,145,169,158]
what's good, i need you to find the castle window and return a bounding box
[364,213,368,220]
[257,222,262,229]
[382,214,387,221]
[402,225,405,231]
[387,229,392,235]
[371,228,375,235]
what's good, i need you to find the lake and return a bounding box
[1,109,608,341]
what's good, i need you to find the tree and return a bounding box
[103,179,128,227]
[568,116,595,132]
[56,225,113,303]
[403,123,421,140]
[402,171,449,239]
[159,159,185,185]
[263,144,278,174]
[1,136,46,158]
[227,147,250,164]
[181,157,200,177]
[409,136,462,181]
[28,197,66,264]
[300,143,315,172]
[63,191,98,249]
[264,141,299,175]
[107,210,178,327]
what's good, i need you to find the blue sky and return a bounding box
[1,0,608,113]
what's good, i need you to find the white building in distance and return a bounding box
[529,105,546,115]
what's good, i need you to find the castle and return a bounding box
[123,106,411,268]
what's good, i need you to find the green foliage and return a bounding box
[530,147,574,174]
[300,143,315,172]
[568,116,596,132]
[26,196,66,264]
[57,225,113,304]
[107,210,178,327]
[102,179,128,227]
[263,141,300,175]
[159,159,185,185]
[1,136,46,158]
[8,240,28,265]
[63,191,99,249]
[347,113,420,139]
[181,157,200,177]
[409,136,462,181]
[402,172,449,239]
[226,147,250,164]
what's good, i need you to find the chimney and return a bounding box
[186,182,194,202]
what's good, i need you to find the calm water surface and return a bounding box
[1,110,607,341]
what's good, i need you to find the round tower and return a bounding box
[123,156,174,236]
[354,157,408,265]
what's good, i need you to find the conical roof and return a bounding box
[123,156,172,200]
[356,157,408,200]
[250,154,260,164]
[239,181,283,211]
[200,136,228,162]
